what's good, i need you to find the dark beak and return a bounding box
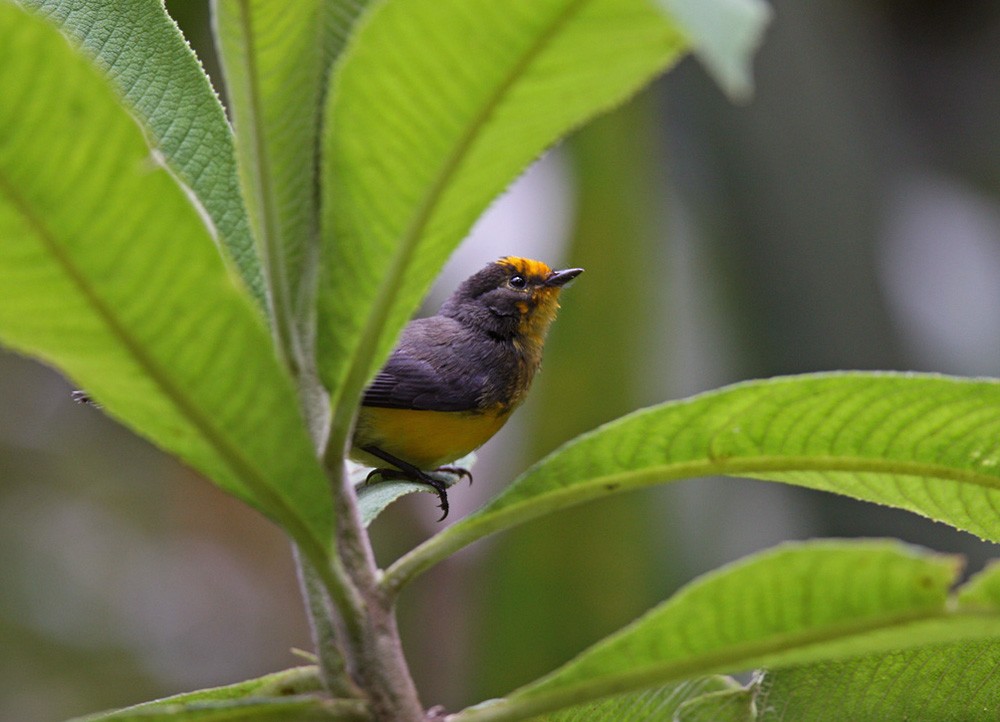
[545,267,584,287]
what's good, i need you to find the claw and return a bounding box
[71,390,100,407]
[436,466,473,486]
[419,472,450,521]
[434,495,449,522]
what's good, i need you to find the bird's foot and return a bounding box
[364,467,451,521]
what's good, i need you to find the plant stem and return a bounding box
[328,455,427,720]
[293,545,362,699]
[285,342,426,717]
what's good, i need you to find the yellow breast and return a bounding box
[351,406,511,471]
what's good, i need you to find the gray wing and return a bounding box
[361,317,488,411]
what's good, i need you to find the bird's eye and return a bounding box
[509,274,527,289]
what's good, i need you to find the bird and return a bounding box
[350,256,583,520]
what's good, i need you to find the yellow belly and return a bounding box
[350,406,510,470]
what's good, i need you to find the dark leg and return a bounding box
[361,445,451,521]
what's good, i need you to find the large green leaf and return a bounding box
[386,373,1000,591]
[213,0,371,373]
[16,0,263,303]
[317,0,691,442]
[0,3,332,555]
[752,640,1000,722]
[450,541,1000,721]
[751,561,1000,722]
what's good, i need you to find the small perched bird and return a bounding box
[351,256,583,519]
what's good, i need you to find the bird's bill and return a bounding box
[544,267,584,287]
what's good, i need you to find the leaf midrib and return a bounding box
[499,453,1000,512]
[385,455,1000,594]
[231,0,296,367]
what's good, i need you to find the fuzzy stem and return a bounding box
[293,545,362,699]
[329,454,427,721]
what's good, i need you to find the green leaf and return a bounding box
[449,540,1000,721]
[959,558,1000,607]
[73,698,361,722]
[213,0,371,369]
[317,0,690,443]
[68,667,355,721]
[535,677,740,721]
[751,561,1000,722]
[657,0,772,101]
[16,0,264,303]
[0,3,332,557]
[386,372,1000,592]
[73,701,349,722]
[753,642,1000,722]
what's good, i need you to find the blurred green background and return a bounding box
[3,1,1000,719]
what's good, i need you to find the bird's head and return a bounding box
[441,257,583,344]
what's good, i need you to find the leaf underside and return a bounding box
[18,0,264,302]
